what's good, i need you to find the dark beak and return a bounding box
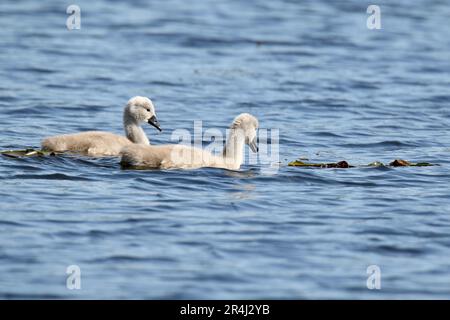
[249,138,258,153]
[148,115,162,132]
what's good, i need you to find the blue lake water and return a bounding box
[0,0,450,299]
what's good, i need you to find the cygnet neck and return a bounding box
[123,111,150,145]
[222,128,245,168]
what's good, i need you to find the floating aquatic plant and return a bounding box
[0,148,58,158]
[388,159,435,167]
[288,159,436,168]
[287,160,353,168]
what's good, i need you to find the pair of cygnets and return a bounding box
[41,96,259,170]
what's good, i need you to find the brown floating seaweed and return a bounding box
[288,160,353,168]
[289,159,436,168]
[1,149,58,158]
[389,159,410,167]
[389,159,436,167]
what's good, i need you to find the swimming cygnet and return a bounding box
[120,113,259,170]
[41,96,161,156]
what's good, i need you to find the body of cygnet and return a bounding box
[120,113,259,170]
[41,96,161,156]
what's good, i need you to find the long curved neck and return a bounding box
[123,113,149,145]
[222,128,245,168]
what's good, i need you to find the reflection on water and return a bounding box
[230,184,256,201]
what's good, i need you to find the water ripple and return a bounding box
[1,0,449,299]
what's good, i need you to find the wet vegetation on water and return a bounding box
[288,159,436,168]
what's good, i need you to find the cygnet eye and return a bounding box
[146,109,151,112]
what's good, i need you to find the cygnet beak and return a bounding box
[249,137,258,153]
[148,115,162,132]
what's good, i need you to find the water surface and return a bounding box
[0,0,450,299]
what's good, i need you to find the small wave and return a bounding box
[44,83,71,89]
[0,95,18,102]
[372,244,427,256]
[0,220,28,227]
[12,67,57,74]
[307,131,345,138]
[0,293,64,299]
[87,255,176,263]
[146,80,182,87]
[339,140,419,149]
[3,173,91,181]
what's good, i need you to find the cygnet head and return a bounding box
[125,96,161,131]
[231,113,259,153]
